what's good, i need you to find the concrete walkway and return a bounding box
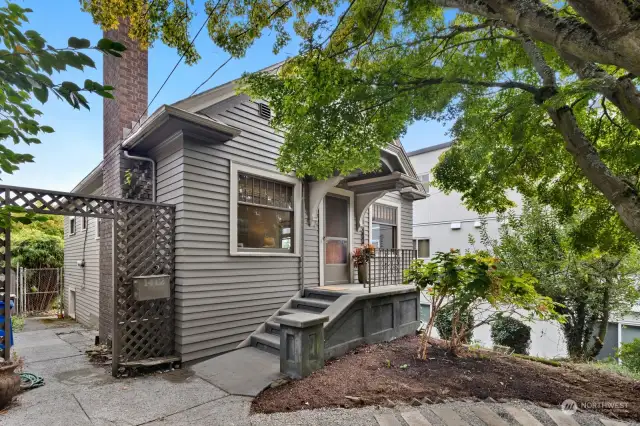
[2,321,636,425]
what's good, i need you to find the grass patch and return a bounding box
[512,353,562,367]
[585,359,640,381]
[12,315,25,333]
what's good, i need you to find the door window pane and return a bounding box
[237,205,293,252]
[326,240,348,264]
[372,223,396,249]
[325,196,348,238]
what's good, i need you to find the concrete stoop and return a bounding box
[248,285,421,375]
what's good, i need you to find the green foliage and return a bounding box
[83,1,640,240]
[433,303,473,343]
[0,2,117,185]
[12,232,63,268]
[490,316,531,355]
[617,338,640,373]
[587,358,640,381]
[12,314,24,333]
[11,213,63,268]
[406,249,560,355]
[481,199,640,359]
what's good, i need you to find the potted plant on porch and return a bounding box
[353,244,375,284]
[0,356,22,409]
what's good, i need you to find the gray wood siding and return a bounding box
[63,215,100,329]
[169,97,318,362]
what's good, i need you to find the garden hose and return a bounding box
[19,372,44,390]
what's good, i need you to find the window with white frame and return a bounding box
[69,217,76,235]
[95,218,102,240]
[231,163,301,256]
[81,216,88,231]
[413,239,430,258]
[371,203,397,249]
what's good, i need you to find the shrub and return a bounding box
[491,316,531,355]
[433,304,474,343]
[617,338,640,373]
[12,232,63,268]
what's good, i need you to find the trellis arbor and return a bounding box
[0,185,175,376]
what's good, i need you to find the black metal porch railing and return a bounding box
[366,249,417,292]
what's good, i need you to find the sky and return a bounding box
[6,0,452,191]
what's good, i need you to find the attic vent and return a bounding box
[258,103,271,120]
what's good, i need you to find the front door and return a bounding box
[324,195,350,284]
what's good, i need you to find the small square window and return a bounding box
[69,217,76,235]
[418,173,429,192]
[413,239,430,258]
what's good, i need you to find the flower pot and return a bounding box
[0,362,21,409]
[357,264,369,284]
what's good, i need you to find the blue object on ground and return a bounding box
[0,300,15,350]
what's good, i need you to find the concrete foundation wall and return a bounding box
[323,289,420,359]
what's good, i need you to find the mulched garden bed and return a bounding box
[252,335,640,421]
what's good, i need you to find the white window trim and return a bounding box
[369,198,402,249]
[318,187,355,286]
[81,215,88,231]
[95,218,101,240]
[69,217,76,236]
[229,161,302,257]
[413,238,430,259]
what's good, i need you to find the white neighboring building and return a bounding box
[408,142,640,359]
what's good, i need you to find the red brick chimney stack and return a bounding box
[99,20,148,343]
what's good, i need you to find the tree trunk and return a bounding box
[546,106,640,239]
[588,286,611,359]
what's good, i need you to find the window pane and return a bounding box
[325,240,348,264]
[237,204,294,252]
[418,240,430,257]
[325,196,348,238]
[372,223,396,249]
[372,203,397,225]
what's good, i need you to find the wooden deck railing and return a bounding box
[366,249,417,292]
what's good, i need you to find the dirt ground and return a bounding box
[252,335,640,421]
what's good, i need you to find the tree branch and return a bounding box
[431,0,640,75]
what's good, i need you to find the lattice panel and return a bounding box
[1,186,115,218]
[113,202,175,363]
[0,226,8,360]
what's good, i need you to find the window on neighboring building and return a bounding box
[413,239,430,258]
[236,172,295,253]
[418,173,429,192]
[81,216,88,231]
[69,217,76,235]
[371,203,397,249]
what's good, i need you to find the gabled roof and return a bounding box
[407,141,453,157]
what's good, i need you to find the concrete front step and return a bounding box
[303,288,342,301]
[251,332,280,356]
[266,320,280,335]
[291,297,332,312]
[279,307,319,316]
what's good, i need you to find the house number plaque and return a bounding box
[132,275,171,301]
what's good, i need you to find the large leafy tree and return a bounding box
[83,0,640,241]
[0,3,120,183]
[478,200,640,360]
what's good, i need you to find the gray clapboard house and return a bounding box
[64,25,426,364]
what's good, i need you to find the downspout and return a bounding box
[300,182,305,290]
[123,150,156,202]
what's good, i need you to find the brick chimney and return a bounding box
[99,20,148,343]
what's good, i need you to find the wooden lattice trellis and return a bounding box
[0,185,175,375]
